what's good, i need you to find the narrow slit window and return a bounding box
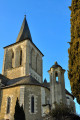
[11,51,14,68]
[31,96,34,113]
[6,97,11,114]
[12,52,14,68]
[12,52,14,59]
[55,72,59,82]
[20,50,22,65]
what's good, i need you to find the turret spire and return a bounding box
[16,15,32,42]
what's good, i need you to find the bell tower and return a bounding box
[48,62,66,108]
[2,16,43,83]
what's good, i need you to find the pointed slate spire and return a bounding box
[16,15,32,42]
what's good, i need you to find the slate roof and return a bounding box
[0,74,10,86]
[16,15,32,42]
[1,75,49,89]
[0,74,73,99]
[66,89,74,99]
[7,75,41,86]
[3,16,44,56]
[42,82,50,88]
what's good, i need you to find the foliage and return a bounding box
[50,103,71,120]
[14,98,25,120]
[50,103,80,120]
[68,0,80,104]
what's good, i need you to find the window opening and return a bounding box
[12,52,14,59]
[56,76,58,82]
[66,96,69,99]
[55,72,59,82]
[11,51,14,68]
[20,50,22,65]
[6,97,11,114]
[31,96,34,113]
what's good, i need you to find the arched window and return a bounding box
[36,54,42,75]
[20,49,22,65]
[16,47,22,67]
[31,49,36,70]
[55,72,58,82]
[31,96,34,113]
[36,54,39,72]
[7,49,14,69]
[6,97,11,114]
[11,51,14,68]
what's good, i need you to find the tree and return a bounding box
[49,103,80,120]
[68,0,80,104]
[14,98,25,120]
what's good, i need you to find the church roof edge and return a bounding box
[3,39,44,56]
[1,75,48,89]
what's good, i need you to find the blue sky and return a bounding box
[0,0,80,114]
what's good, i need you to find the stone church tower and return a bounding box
[48,62,66,108]
[2,15,43,83]
[0,16,75,120]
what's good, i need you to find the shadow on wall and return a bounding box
[0,90,3,113]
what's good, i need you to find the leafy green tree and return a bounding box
[14,98,25,120]
[68,0,80,104]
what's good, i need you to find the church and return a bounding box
[0,16,75,120]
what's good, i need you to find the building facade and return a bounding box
[0,16,75,120]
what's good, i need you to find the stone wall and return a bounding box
[41,87,50,117]
[6,66,24,79]
[0,86,20,120]
[29,40,43,83]
[0,83,50,120]
[2,40,43,82]
[24,85,42,120]
[2,40,27,79]
[48,66,66,108]
[66,94,76,113]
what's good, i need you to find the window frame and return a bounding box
[31,96,34,113]
[20,49,22,66]
[6,97,11,114]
